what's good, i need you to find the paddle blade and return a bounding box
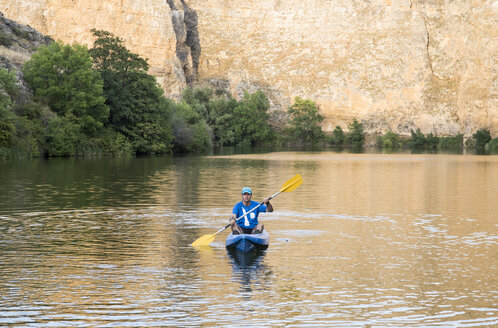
[191,234,216,247]
[280,174,303,193]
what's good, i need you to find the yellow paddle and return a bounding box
[191,174,303,247]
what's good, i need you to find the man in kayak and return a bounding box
[229,187,273,234]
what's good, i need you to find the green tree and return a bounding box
[409,128,439,151]
[22,41,109,135]
[425,133,440,150]
[472,129,491,149]
[232,91,275,146]
[409,128,426,149]
[0,107,16,148]
[0,69,18,149]
[44,116,81,156]
[287,97,324,145]
[205,93,238,146]
[170,100,212,152]
[330,126,345,146]
[176,87,275,148]
[181,86,212,120]
[377,131,400,150]
[346,118,365,148]
[0,68,18,108]
[486,138,498,154]
[90,29,172,154]
[438,134,463,152]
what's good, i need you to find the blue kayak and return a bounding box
[225,229,269,252]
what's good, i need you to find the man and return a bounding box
[229,187,273,234]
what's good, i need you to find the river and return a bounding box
[0,151,497,327]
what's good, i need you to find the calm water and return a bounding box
[0,152,497,327]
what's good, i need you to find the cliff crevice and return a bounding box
[167,0,200,84]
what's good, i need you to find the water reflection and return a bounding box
[0,152,497,327]
[227,249,271,293]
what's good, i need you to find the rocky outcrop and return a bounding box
[1,1,496,135]
[0,12,52,101]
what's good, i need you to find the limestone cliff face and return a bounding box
[1,0,496,135]
[186,0,496,135]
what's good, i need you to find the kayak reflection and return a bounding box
[227,249,272,292]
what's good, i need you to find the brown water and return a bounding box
[0,152,497,327]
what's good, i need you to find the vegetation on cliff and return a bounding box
[286,97,324,147]
[1,24,496,159]
[0,30,280,158]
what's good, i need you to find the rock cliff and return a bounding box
[0,12,52,100]
[1,0,496,135]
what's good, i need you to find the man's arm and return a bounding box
[229,207,237,225]
[262,197,273,212]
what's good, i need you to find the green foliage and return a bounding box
[205,92,238,146]
[329,126,345,146]
[0,69,46,158]
[44,116,81,157]
[438,134,463,152]
[94,129,133,156]
[231,91,275,146]
[171,99,213,152]
[408,128,439,150]
[472,129,491,149]
[0,68,18,108]
[486,138,498,154]
[409,128,426,149]
[287,97,324,145]
[178,87,276,147]
[425,133,440,150]
[22,41,109,135]
[346,118,365,148]
[0,106,16,148]
[181,86,212,121]
[10,114,44,158]
[89,29,173,154]
[90,29,149,73]
[0,69,18,149]
[377,131,400,150]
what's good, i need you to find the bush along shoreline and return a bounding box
[1,30,496,159]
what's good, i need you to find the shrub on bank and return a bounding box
[345,119,365,149]
[286,97,324,146]
[44,116,81,157]
[408,128,439,150]
[376,131,401,150]
[425,133,440,150]
[486,138,498,154]
[438,134,463,152]
[170,100,213,152]
[472,129,492,150]
[329,126,345,146]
